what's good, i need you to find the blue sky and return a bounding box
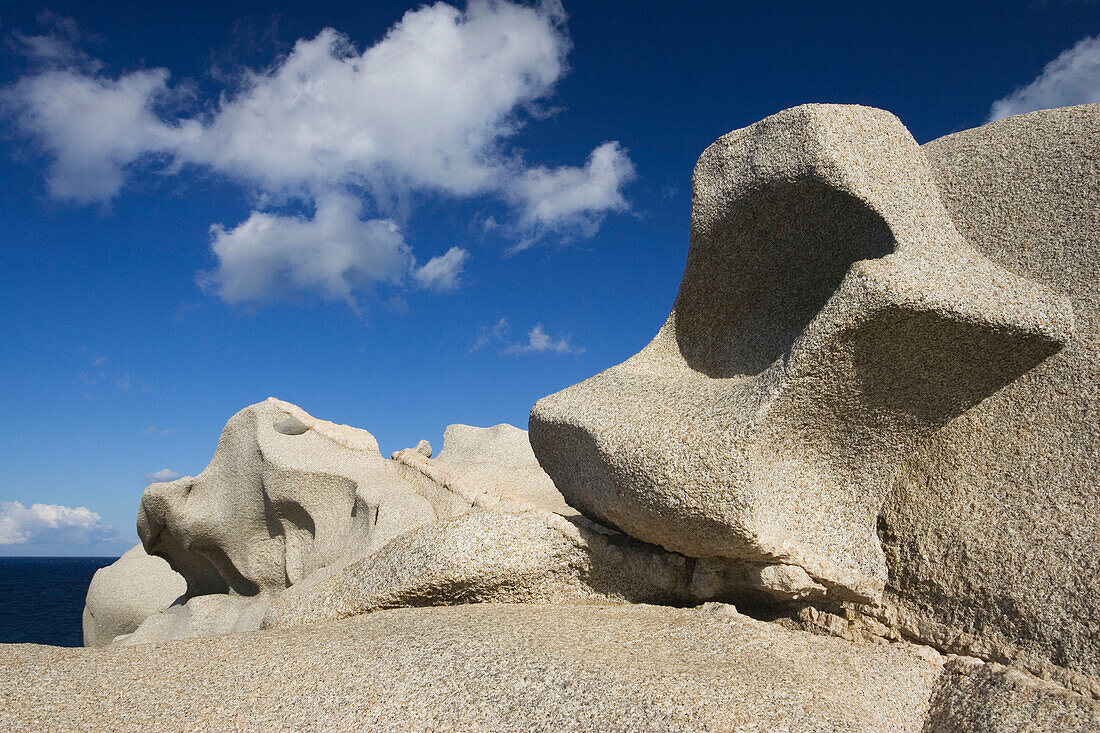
[1,0,1098,555]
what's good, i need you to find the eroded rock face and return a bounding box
[869,104,1100,690]
[529,103,1074,604]
[127,402,750,644]
[137,398,438,599]
[267,423,812,630]
[82,544,186,647]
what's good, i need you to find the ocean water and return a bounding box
[0,557,117,647]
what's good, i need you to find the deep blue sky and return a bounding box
[1,0,1097,555]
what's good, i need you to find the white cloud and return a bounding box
[988,35,1100,121]
[3,66,193,203]
[198,194,410,310]
[145,469,182,483]
[413,246,470,292]
[503,322,583,355]
[511,141,635,248]
[2,2,633,307]
[0,501,117,546]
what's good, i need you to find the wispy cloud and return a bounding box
[988,35,1100,121]
[413,246,470,292]
[473,318,582,355]
[75,353,147,395]
[2,3,634,309]
[143,425,175,436]
[0,500,118,546]
[504,323,584,355]
[144,469,182,483]
[471,317,512,352]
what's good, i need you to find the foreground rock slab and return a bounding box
[1,603,943,732]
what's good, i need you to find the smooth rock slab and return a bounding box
[0,603,942,732]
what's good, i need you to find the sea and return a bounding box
[0,557,117,647]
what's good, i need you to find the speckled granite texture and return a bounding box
[530,103,1074,604]
[1,603,945,732]
[3,103,1095,731]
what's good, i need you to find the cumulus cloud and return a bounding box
[988,35,1100,121]
[0,501,117,546]
[2,1,633,307]
[199,194,410,310]
[511,141,635,249]
[145,469,182,483]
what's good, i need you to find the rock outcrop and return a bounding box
[130,401,763,642]
[137,398,439,599]
[530,104,1074,606]
[40,103,1098,731]
[871,104,1100,693]
[81,544,186,647]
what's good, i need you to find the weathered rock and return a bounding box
[869,104,1100,692]
[926,657,1100,733]
[131,405,726,643]
[262,508,690,628]
[137,398,439,598]
[81,544,186,647]
[1,603,945,732]
[268,426,816,630]
[530,103,1073,604]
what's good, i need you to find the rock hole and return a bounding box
[274,415,310,436]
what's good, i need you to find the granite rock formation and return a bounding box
[871,103,1100,693]
[31,103,1097,730]
[128,403,774,642]
[137,398,439,599]
[530,104,1075,605]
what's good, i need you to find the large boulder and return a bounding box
[868,104,1100,692]
[3,603,947,732]
[81,544,186,647]
[530,103,1073,604]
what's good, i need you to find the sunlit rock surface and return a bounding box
[530,103,1073,604]
[36,103,1100,731]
